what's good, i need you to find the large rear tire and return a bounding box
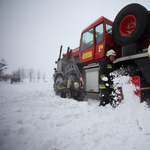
[112,3,150,46]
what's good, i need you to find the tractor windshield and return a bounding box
[80,28,94,52]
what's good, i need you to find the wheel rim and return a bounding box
[119,14,137,36]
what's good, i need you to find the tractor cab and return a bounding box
[79,16,120,64]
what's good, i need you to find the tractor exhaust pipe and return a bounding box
[65,47,70,60]
[58,45,62,61]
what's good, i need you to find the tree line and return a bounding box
[0,59,46,82]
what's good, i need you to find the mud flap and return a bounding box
[128,76,141,101]
[114,76,141,106]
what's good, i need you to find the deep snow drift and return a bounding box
[0,77,150,150]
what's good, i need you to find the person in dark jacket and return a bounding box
[99,49,116,106]
[57,78,86,101]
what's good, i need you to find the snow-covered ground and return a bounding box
[0,77,150,150]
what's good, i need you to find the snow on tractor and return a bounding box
[53,3,150,105]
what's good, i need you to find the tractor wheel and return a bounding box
[54,75,63,95]
[112,3,150,46]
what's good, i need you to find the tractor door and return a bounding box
[94,23,114,61]
[79,23,107,63]
[94,23,105,60]
[79,28,95,63]
[79,17,114,63]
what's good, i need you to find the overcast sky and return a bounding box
[0,0,149,78]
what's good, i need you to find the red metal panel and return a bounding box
[79,45,95,63]
[70,47,79,58]
[94,42,106,60]
[128,76,141,101]
[79,17,115,64]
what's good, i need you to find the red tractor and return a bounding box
[53,3,150,104]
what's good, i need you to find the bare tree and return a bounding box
[33,70,36,82]
[1,74,12,82]
[43,71,46,82]
[0,59,7,78]
[16,68,21,78]
[12,70,17,78]
[27,68,34,82]
[12,68,21,79]
[20,67,26,82]
[37,70,41,82]
[10,67,45,83]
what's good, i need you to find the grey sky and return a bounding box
[0,0,149,78]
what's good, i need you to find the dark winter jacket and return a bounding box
[57,79,74,98]
[57,79,86,101]
[99,57,114,89]
[57,79,74,91]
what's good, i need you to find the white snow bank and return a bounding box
[0,78,150,150]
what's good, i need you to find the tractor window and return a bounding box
[106,24,112,35]
[95,23,104,44]
[80,28,94,52]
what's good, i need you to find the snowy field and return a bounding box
[0,77,150,150]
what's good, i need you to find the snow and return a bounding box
[0,77,150,150]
